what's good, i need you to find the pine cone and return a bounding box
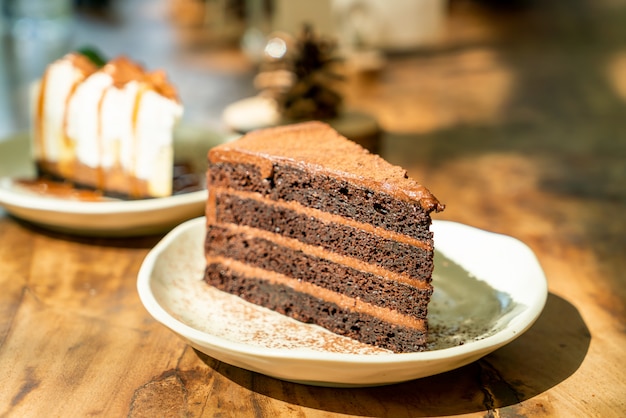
[255,25,343,121]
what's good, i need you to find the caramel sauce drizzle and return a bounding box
[60,79,82,180]
[35,71,49,161]
[16,179,104,201]
[62,80,81,149]
[129,85,147,199]
[96,87,109,191]
[103,56,180,102]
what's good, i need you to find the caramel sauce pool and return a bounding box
[16,161,203,202]
[16,179,106,201]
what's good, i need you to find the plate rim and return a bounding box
[137,217,548,377]
[0,176,207,214]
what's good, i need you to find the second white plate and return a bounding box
[137,217,548,387]
[0,127,222,236]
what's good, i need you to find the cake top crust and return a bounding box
[209,121,444,212]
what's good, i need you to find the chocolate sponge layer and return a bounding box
[208,162,435,242]
[206,225,433,317]
[214,192,435,279]
[204,261,428,353]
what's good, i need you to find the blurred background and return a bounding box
[1,0,626,152]
[2,0,625,242]
[0,0,448,138]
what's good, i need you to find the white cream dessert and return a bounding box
[32,53,183,199]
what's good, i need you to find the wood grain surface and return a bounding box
[1,0,625,416]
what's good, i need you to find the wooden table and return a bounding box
[1,0,625,416]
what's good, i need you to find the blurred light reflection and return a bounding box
[265,36,287,59]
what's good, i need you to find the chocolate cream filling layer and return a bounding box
[208,188,435,279]
[206,224,433,317]
[205,258,428,353]
[208,162,436,242]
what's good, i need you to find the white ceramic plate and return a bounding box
[137,217,548,387]
[0,127,223,236]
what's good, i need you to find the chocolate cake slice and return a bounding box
[205,121,444,353]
